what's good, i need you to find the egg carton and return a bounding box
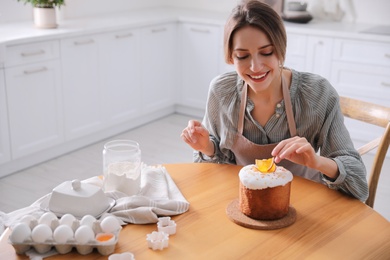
[10,231,120,255]
[9,213,122,256]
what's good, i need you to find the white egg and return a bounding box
[20,215,36,224]
[53,225,74,244]
[20,215,38,229]
[59,214,76,227]
[100,216,121,233]
[75,225,95,244]
[10,223,31,243]
[32,224,53,243]
[80,215,96,228]
[39,212,58,227]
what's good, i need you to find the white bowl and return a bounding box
[287,2,307,11]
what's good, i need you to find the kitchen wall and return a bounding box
[0,0,169,23]
[0,0,389,25]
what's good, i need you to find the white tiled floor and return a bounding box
[0,113,389,221]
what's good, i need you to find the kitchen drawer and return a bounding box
[5,59,64,159]
[330,61,390,107]
[333,39,390,67]
[5,40,60,68]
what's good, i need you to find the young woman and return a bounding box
[181,0,368,201]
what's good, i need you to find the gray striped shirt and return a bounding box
[195,69,369,202]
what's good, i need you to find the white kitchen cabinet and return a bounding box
[285,33,333,79]
[331,62,390,106]
[61,35,103,140]
[5,48,63,159]
[99,28,142,126]
[141,23,177,114]
[331,39,390,103]
[0,68,11,164]
[305,36,333,79]
[330,39,390,150]
[285,33,307,72]
[178,23,221,110]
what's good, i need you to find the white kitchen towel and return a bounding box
[5,165,189,227]
[104,165,190,224]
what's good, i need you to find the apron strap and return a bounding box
[238,73,297,137]
[238,83,247,134]
[282,75,297,137]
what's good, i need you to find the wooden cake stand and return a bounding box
[226,199,297,230]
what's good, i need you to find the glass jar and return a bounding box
[102,140,141,195]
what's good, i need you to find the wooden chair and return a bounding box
[339,96,390,208]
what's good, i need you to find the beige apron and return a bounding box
[231,75,323,182]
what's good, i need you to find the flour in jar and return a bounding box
[104,162,141,195]
[107,162,140,178]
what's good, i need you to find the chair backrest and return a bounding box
[339,96,390,208]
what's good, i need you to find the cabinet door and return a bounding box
[141,23,177,114]
[179,23,221,109]
[285,33,307,71]
[100,28,142,126]
[0,69,11,164]
[5,60,63,159]
[331,62,390,106]
[305,36,333,79]
[331,62,390,151]
[61,36,102,140]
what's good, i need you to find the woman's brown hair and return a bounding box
[224,0,287,64]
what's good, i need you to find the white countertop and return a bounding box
[0,7,389,46]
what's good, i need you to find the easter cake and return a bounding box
[238,158,293,220]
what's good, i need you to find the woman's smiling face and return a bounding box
[232,25,280,93]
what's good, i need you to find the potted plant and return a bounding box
[17,0,65,29]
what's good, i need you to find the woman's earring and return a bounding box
[279,62,283,68]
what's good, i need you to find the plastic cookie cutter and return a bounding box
[108,252,135,260]
[146,231,169,250]
[157,217,176,235]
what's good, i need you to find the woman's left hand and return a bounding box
[271,136,319,169]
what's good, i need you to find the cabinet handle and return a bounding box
[115,33,133,39]
[381,82,390,87]
[385,54,390,59]
[190,27,210,33]
[23,67,47,74]
[21,50,45,57]
[74,39,94,45]
[151,28,167,33]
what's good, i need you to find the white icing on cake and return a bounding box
[239,165,293,190]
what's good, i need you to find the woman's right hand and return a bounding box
[181,120,214,156]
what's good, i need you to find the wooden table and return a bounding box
[1,163,390,259]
